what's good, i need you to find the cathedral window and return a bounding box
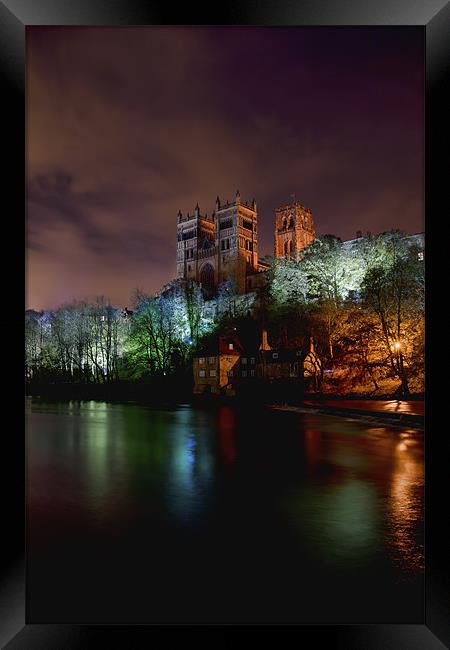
[219,218,233,230]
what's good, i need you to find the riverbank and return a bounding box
[269,402,424,431]
[25,379,192,406]
[26,382,424,429]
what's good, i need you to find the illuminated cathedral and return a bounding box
[176,190,316,295]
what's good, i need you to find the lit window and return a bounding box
[273,352,278,359]
[199,358,205,364]
[227,370,233,377]
[250,357,255,364]
[199,370,206,377]
[242,357,247,364]
[209,369,216,377]
[418,252,424,261]
[242,370,247,378]
[228,343,233,350]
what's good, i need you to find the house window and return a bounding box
[227,357,233,362]
[209,369,216,377]
[418,251,424,261]
[272,352,278,359]
[227,370,233,377]
[208,356,216,364]
[199,370,206,377]
[242,357,247,364]
[199,358,205,364]
[228,343,233,350]
[242,370,247,378]
[250,370,255,377]
[250,357,255,364]
[289,363,298,377]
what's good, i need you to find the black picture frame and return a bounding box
[3,0,449,647]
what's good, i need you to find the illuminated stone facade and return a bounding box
[274,202,315,261]
[177,193,316,295]
[177,191,268,296]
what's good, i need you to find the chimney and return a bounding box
[259,328,271,351]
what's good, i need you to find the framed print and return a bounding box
[2,0,449,647]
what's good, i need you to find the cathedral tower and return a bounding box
[215,190,258,294]
[176,203,215,290]
[176,191,259,296]
[274,200,315,261]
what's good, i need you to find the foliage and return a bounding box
[25,231,424,397]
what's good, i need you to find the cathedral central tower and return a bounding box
[274,201,315,261]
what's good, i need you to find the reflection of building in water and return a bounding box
[388,438,424,571]
[217,406,236,465]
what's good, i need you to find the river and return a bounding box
[26,398,424,624]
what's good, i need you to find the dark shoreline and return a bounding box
[26,382,424,430]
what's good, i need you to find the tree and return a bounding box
[361,242,424,398]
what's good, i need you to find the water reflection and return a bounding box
[27,400,424,623]
[217,406,236,466]
[388,435,424,572]
[164,411,214,526]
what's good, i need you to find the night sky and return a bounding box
[27,26,423,310]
